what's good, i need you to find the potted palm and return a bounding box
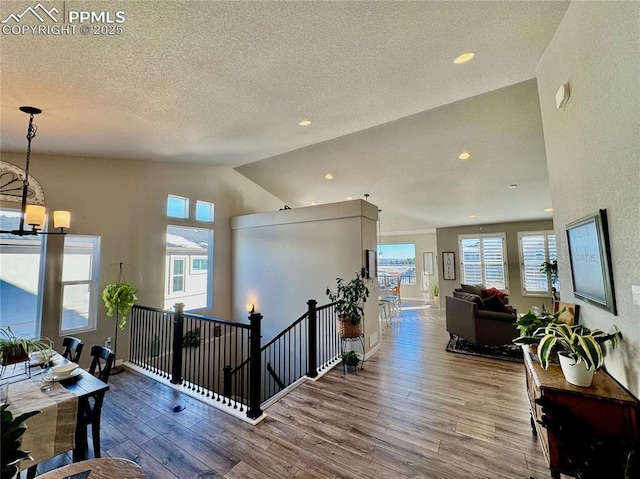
[540,260,559,301]
[430,280,439,304]
[326,267,370,338]
[517,323,620,387]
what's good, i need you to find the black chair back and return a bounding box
[62,336,84,363]
[89,345,115,384]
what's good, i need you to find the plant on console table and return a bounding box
[326,267,370,338]
[513,307,564,339]
[516,323,620,387]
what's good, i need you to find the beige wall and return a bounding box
[379,232,438,302]
[0,152,282,368]
[436,219,555,314]
[536,2,640,396]
[232,200,380,352]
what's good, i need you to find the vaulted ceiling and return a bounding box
[0,1,570,233]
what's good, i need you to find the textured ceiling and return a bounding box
[0,0,570,233]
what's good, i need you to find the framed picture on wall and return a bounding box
[366,249,377,279]
[423,252,434,276]
[443,252,456,280]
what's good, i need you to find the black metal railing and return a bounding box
[128,299,342,419]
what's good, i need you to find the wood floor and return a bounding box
[30,307,551,478]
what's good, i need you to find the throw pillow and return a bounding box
[482,287,508,301]
[483,294,515,314]
[453,291,485,310]
[460,283,485,296]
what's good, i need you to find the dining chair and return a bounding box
[81,345,115,459]
[62,336,84,363]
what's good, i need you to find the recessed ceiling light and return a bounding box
[325,173,333,180]
[468,214,477,219]
[299,120,311,126]
[544,207,554,213]
[458,152,471,160]
[509,184,518,189]
[453,52,475,64]
[346,196,353,201]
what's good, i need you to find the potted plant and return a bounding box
[340,351,360,372]
[518,323,621,387]
[326,267,370,338]
[1,404,40,479]
[430,280,439,304]
[514,307,564,338]
[102,282,137,329]
[0,327,51,368]
[540,260,559,301]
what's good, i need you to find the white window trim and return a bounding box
[60,235,101,335]
[458,233,509,292]
[168,256,187,295]
[518,230,557,297]
[190,255,208,275]
[195,200,215,223]
[167,194,189,219]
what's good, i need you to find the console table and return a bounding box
[522,346,640,478]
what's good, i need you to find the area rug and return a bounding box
[445,334,523,363]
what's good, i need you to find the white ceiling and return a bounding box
[0,1,570,233]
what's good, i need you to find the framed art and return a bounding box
[566,209,617,315]
[366,249,377,279]
[423,252,434,276]
[443,252,456,280]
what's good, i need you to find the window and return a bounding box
[377,243,416,285]
[459,233,508,291]
[165,226,213,311]
[167,194,189,219]
[61,235,101,333]
[0,208,46,338]
[195,201,214,222]
[518,231,557,296]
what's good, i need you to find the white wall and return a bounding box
[232,200,380,351]
[536,1,640,396]
[0,153,283,367]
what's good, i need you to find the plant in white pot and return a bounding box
[520,323,620,387]
[326,267,370,338]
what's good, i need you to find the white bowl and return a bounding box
[30,349,55,363]
[52,363,78,378]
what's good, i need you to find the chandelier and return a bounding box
[0,106,70,236]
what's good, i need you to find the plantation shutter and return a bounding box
[519,231,557,295]
[459,233,507,290]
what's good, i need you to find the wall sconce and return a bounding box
[246,303,255,314]
[0,106,71,236]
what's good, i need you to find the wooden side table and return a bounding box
[36,458,147,479]
[522,346,640,478]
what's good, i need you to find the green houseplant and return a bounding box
[514,307,564,338]
[1,404,40,479]
[340,351,361,371]
[540,260,559,300]
[0,327,51,367]
[326,267,370,338]
[516,323,621,387]
[102,282,137,329]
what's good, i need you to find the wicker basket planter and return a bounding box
[337,317,362,338]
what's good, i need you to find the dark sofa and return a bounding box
[446,291,518,345]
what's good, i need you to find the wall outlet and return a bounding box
[632,285,640,305]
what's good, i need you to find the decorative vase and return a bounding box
[558,352,595,387]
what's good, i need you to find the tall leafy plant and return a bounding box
[326,267,370,326]
[102,282,137,329]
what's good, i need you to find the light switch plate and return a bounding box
[632,285,640,305]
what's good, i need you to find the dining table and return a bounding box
[3,353,109,472]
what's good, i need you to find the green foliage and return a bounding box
[1,404,40,479]
[102,282,137,329]
[430,280,439,297]
[183,328,201,348]
[513,308,563,338]
[540,260,559,282]
[517,323,620,371]
[326,267,370,326]
[0,327,51,366]
[340,350,361,367]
